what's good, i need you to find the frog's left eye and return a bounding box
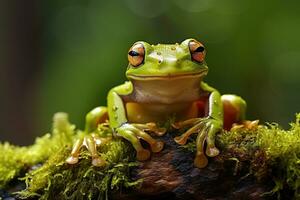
[128,43,145,67]
[188,40,206,63]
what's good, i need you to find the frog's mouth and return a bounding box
[127,70,208,81]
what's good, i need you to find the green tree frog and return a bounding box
[66,39,257,168]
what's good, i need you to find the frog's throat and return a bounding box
[129,74,203,105]
[127,70,207,81]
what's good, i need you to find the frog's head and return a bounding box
[126,38,208,81]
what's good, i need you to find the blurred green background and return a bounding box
[1,0,300,145]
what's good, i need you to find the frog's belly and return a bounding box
[125,102,199,123]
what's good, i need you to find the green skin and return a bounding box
[66,39,246,168]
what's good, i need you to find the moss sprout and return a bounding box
[0,113,74,188]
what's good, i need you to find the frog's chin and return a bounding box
[127,70,208,81]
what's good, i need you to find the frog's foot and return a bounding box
[231,120,259,131]
[173,117,222,168]
[116,123,165,161]
[172,118,202,130]
[66,133,111,167]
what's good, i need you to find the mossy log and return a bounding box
[1,113,300,200]
[112,134,274,200]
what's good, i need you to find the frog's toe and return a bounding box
[172,118,202,129]
[153,127,167,136]
[171,122,181,129]
[92,156,106,167]
[230,124,244,131]
[206,146,220,157]
[66,156,79,165]
[134,122,167,136]
[194,152,208,168]
[66,138,83,165]
[150,140,164,153]
[174,135,187,145]
[246,120,259,129]
[136,149,151,161]
[231,120,260,131]
[174,122,203,145]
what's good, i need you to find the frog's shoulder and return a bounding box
[109,81,133,95]
[200,81,217,92]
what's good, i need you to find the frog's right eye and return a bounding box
[128,43,145,67]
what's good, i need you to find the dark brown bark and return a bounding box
[114,134,275,200]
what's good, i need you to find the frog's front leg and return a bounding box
[66,107,109,167]
[173,83,223,168]
[108,82,165,161]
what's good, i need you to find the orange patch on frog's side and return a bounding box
[96,112,109,125]
[195,99,208,118]
[195,97,241,131]
[222,100,239,131]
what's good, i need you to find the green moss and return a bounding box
[18,139,139,200]
[216,127,268,180]
[257,113,300,198]
[0,113,74,188]
[217,114,300,198]
[16,117,139,200]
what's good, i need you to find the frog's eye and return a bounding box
[188,40,206,63]
[128,43,145,67]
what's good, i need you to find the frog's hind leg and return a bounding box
[222,95,259,131]
[66,107,109,166]
[85,107,109,133]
